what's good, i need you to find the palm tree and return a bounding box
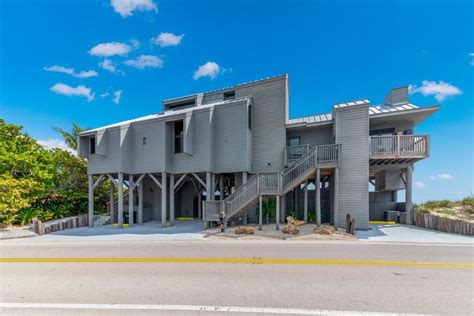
[52,123,86,150]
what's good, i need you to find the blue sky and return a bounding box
[0,0,472,202]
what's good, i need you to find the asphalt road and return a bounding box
[1,240,473,315]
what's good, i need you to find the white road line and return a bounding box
[0,303,425,315]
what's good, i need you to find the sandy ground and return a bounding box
[203,223,356,240]
[0,226,37,240]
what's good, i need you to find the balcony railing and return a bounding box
[285,144,340,165]
[369,135,429,159]
[285,144,313,165]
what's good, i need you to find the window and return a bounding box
[142,137,147,145]
[174,120,184,153]
[168,99,195,109]
[288,137,300,147]
[248,104,252,130]
[224,90,235,100]
[90,137,96,155]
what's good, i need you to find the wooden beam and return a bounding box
[174,173,187,191]
[133,174,146,188]
[192,173,206,188]
[148,173,162,189]
[93,174,105,189]
[106,174,116,185]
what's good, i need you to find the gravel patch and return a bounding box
[0,226,38,240]
[204,223,357,241]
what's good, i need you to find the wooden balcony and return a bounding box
[369,135,429,165]
[284,144,340,166]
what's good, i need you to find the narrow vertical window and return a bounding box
[143,137,147,145]
[174,120,184,153]
[90,137,96,155]
[248,104,252,130]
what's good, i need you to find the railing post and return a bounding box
[397,134,400,157]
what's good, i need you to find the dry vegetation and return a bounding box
[417,196,474,223]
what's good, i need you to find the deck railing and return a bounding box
[369,135,429,159]
[285,144,313,165]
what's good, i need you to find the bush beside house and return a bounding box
[0,119,109,227]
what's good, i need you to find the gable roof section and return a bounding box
[79,96,251,135]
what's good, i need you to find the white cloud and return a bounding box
[100,92,110,98]
[469,53,474,66]
[44,65,75,75]
[112,90,122,104]
[75,70,98,78]
[193,62,220,80]
[99,59,124,75]
[124,55,164,69]
[415,181,425,188]
[50,83,94,102]
[44,65,98,78]
[409,80,462,102]
[110,0,158,17]
[89,42,132,57]
[430,174,454,180]
[130,38,141,48]
[151,32,184,47]
[38,138,76,154]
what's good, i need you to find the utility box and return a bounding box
[375,170,404,191]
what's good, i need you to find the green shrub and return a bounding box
[420,200,452,210]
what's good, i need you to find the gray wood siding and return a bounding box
[87,129,121,174]
[214,101,251,173]
[334,104,369,230]
[171,110,212,173]
[130,121,167,174]
[286,125,334,146]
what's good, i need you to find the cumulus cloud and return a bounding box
[99,59,125,75]
[44,65,98,78]
[415,181,425,188]
[409,80,462,102]
[112,90,122,104]
[50,83,94,102]
[151,32,184,47]
[430,174,454,180]
[100,92,110,98]
[38,138,76,154]
[193,62,220,80]
[130,38,141,48]
[110,0,158,17]
[469,53,474,66]
[89,42,132,57]
[124,55,164,69]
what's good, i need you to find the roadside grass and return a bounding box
[417,196,474,223]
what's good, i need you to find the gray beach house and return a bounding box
[78,74,438,230]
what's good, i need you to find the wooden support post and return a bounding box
[334,167,339,228]
[117,172,124,228]
[109,180,115,224]
[281,194,286,223]
[259,195,263,231]
[406,165,413,225]
[138,181,143,225]
[242,172,248,224]
[161,172,167,227]
[275,195,280,230]
[198,192,202,219]
[304,181,308,223]
[219,175,224,201]
[316,168,321,227]
[128,175,134,227]
[88,174,94,227]
[169,174,175,226]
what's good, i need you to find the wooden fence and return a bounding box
[32,214,89,235]
[414,209,473,236]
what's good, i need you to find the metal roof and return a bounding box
[287,103,422,127]
[79,96,251,135]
